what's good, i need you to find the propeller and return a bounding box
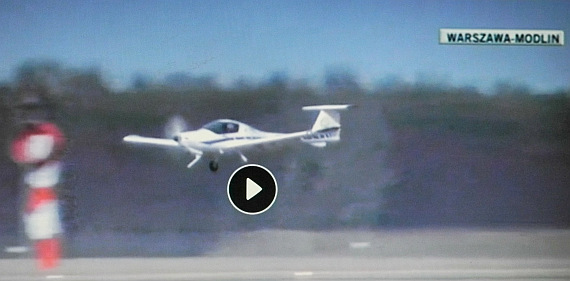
[164,114,188,140]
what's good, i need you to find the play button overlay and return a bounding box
[246,178,262,200]
[227,164,278,215]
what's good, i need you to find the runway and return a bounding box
[1,256,570,281]
[2,229,570,280]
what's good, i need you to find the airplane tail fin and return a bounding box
[301,104,352,147]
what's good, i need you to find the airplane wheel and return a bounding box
[209,160,219,172]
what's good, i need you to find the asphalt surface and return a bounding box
[1,257,570,281]
[1,230,569,280]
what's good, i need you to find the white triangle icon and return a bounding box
[246,178,262,200]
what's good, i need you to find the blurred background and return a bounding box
[0,0,568,257]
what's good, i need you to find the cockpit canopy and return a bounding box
[202,120,240,134]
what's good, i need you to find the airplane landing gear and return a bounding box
[209,160,219,172]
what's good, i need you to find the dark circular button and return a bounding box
[227,164,278,215]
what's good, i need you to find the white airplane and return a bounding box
[123,104,352,172]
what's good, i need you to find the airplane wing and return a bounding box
[123,135,180,148]
[123,135,206,168]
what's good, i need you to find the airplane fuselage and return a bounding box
[176,119,285,153]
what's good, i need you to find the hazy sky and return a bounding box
[1,0,568,92]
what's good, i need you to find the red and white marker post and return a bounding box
[10,122,65,270]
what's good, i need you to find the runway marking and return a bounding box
[4,246,29,253]
[349,241,371,249]
[293,271,314,276]
[45,275,64,279]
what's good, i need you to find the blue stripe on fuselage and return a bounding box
[202,136,262,145]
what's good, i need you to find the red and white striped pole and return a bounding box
[10,122,65,270]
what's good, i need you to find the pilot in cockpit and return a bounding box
[223,122,239,134]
